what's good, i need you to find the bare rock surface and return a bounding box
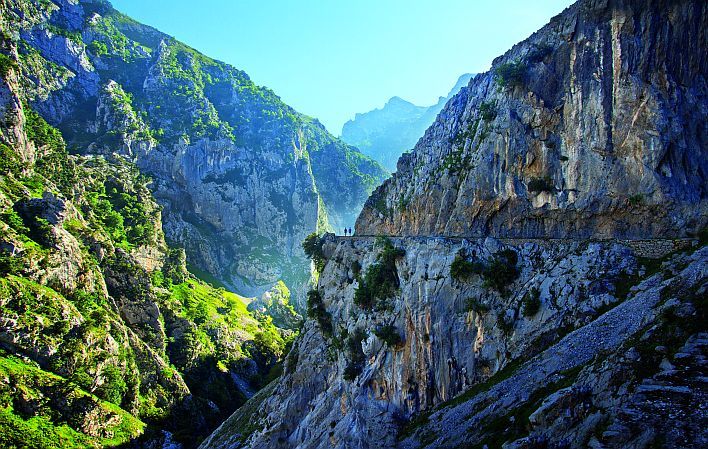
[356,0,707,240]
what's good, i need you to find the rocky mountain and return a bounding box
[0,49,299,448]
[356,0,707,239]
[0,0,392,448]
[201,0,707,448]
[7,0,388,307]
[341,74,474,172]
[203,235,706,449]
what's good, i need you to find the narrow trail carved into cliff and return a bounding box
[331,235,697,259]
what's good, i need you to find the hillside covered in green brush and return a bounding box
[0,0,384,447]
[4,0,387,309]
[0,58,300,448]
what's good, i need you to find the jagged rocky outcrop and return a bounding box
[201,235,707,449]
[0,26,296,448]
[247,281,302,331]
[201,0,708,448]
[356,0,707,239]
[6,0,387,305]
[341,74,474,172]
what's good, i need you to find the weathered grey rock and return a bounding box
[200,238,708,449]
[13,0,388,308]
[356,0,708,240]
[200,1,708,447]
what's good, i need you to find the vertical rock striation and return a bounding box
[201,1,708,448]
[7,0,388,306]
[201,235,707,449]
[356,0,707,239]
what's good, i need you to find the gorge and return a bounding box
[1,0,707,449]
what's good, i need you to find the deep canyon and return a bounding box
[0,0,706,449]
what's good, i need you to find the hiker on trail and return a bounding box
[343,228,348,236]
[348,227,352,236]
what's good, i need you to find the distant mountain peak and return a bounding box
[386,95,410,105]
[341,73,475,172]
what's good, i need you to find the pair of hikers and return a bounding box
[343,227,353,236]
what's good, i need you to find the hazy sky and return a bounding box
[110,0,574,135]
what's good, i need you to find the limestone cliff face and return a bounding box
[201,1,708,448]
[0,39,299,446]
[9,0,387,305]
[357,0,707,239]
[200,235,707,449]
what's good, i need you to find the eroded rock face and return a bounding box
[356,0,707,239]
[200,1,708,448]
[11,0,387,307]
[201,236,707,449]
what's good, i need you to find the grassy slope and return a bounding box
[0,83,291,449]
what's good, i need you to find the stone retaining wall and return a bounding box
[617,239,697,259]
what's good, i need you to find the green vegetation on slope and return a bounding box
[0,352,144,449]
[450,248,520,294]
[354,237,405,310]
[0,95,295,448]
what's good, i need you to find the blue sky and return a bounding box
[110,0,574,135]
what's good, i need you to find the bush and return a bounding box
[465,297,490,314]
[527,176,554,193]
[343,328,367,381]
[164,248,188,285]
[497,312,515,335]
[35,147,79,196]
[89,40,108,56]
[27,216,55,247]
[306,289,332,337]
[483,249,519,293]
[373,325,403,347]
[628,194,644,206]
[285,344,299,371]
[0,252,23,275]
[302,232,326,272]
[96,365,127,405]
[0,53,17,78]
[495,59,527,88]
[451,249,518,293]
[84,181,156,248]
[343,363,361,381]
[522,288,541,317]
[23,106,65,154]
[105,183,155,246]
[70,290,105,315]
[354,238,405,310]
[479,100,497,121]
[252,327,286,361]
[0,143,23,174]
[2,209,29,235]
[451,254,484,281]
[351,260,362,278]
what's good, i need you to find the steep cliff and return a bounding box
[341,74,474,172]
[0,21,296,449]
[6,0,388,305]
[201,235,706,449]
[356,0,707,239]
[201,0,708,448]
